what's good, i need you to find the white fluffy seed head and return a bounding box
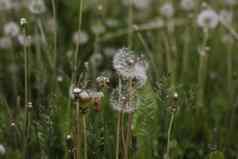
[180,0,195,11]
[219,10,233,24]
[17,34,32,47]
[110,88,137,113]
[0,0,12,11]
[224,0,237,6]
[28,0,46,14]
[0,37,12,49]
[197,9,219,29]
[113,48,148,87]
[73,31,89,45]
[160,2,174,18]
[4,22,20,37]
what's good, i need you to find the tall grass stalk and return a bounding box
[128,0,133,50]
[22,20,30,159]
[181,26,190,81]
[51,0,57,70]
[197,29,209,110]
[73,0,84,83]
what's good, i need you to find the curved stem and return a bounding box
[166,113,175,159]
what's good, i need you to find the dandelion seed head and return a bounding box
[73,31,89,45]
[122,0,152,10]
[219,10,233,24]
[113,48,148,87]
[110,88,137,113]
[0,37,12,49]
[17,34,32,47]
[28,0,46,14]
[133,0,152,10]
[0,144,6,155]
[4,22,20,37]
[224,0,237,6]
[0,0,12,11]
[91,23,105,35]
[197,9,219,29]
[160,2,174,18]
[180,0,195,11]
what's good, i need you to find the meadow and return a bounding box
[0,0,238,158]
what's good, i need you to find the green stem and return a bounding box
[82,115,87,159]
[73,0,84,83]
[128,0,133,49]
[51,0,57,78]
[197,29,209,109]
[116,112,121,159]
[23,25,29,159]
[166,113,175,159]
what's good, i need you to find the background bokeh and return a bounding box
[0,0,238,158]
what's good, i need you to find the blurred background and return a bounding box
[0,0,238,158]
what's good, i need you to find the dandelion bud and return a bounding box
[10,122,16,127]
[66,134,74,153]
[27,102,33,109]
[0,144,6,156]
[20,18,27,26]
[173,92,178,100]
[72,87,82,99]
[96,76,110,88]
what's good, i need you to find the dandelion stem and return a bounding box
[197,29,209,109]
[73,0,84,83]
[23,24,29,159]
[51,0,57,75]
[128,0,133,49]
[115,112,121,159]
[82,114,87,159]
[166,112,175,159]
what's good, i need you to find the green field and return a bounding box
[0,0,238,158]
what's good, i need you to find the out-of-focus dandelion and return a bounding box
[90,53,103,67]
[197,9,219,29]
[219,10,233,24]
[0,144,5,155]
[91,23,105,35]
[133,0,152,10]
[180,0,195,11]
[122,0,152,10]
[0,0,12,11]
[57,76,63,82]
[73,31,89,45]
[0,37,12,49]
[113,48,148,87]
[17,34,32,47]
[160,2,174,18]
[27,0,46,14]
[224,0,237,6]
[4,22,20,37]
[222,34,234,45]
[20,18,27,26]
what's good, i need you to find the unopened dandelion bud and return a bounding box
[72,87,82,99]
[20,18,27,26]
[10,122,16,127]
[27,102,33,109]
